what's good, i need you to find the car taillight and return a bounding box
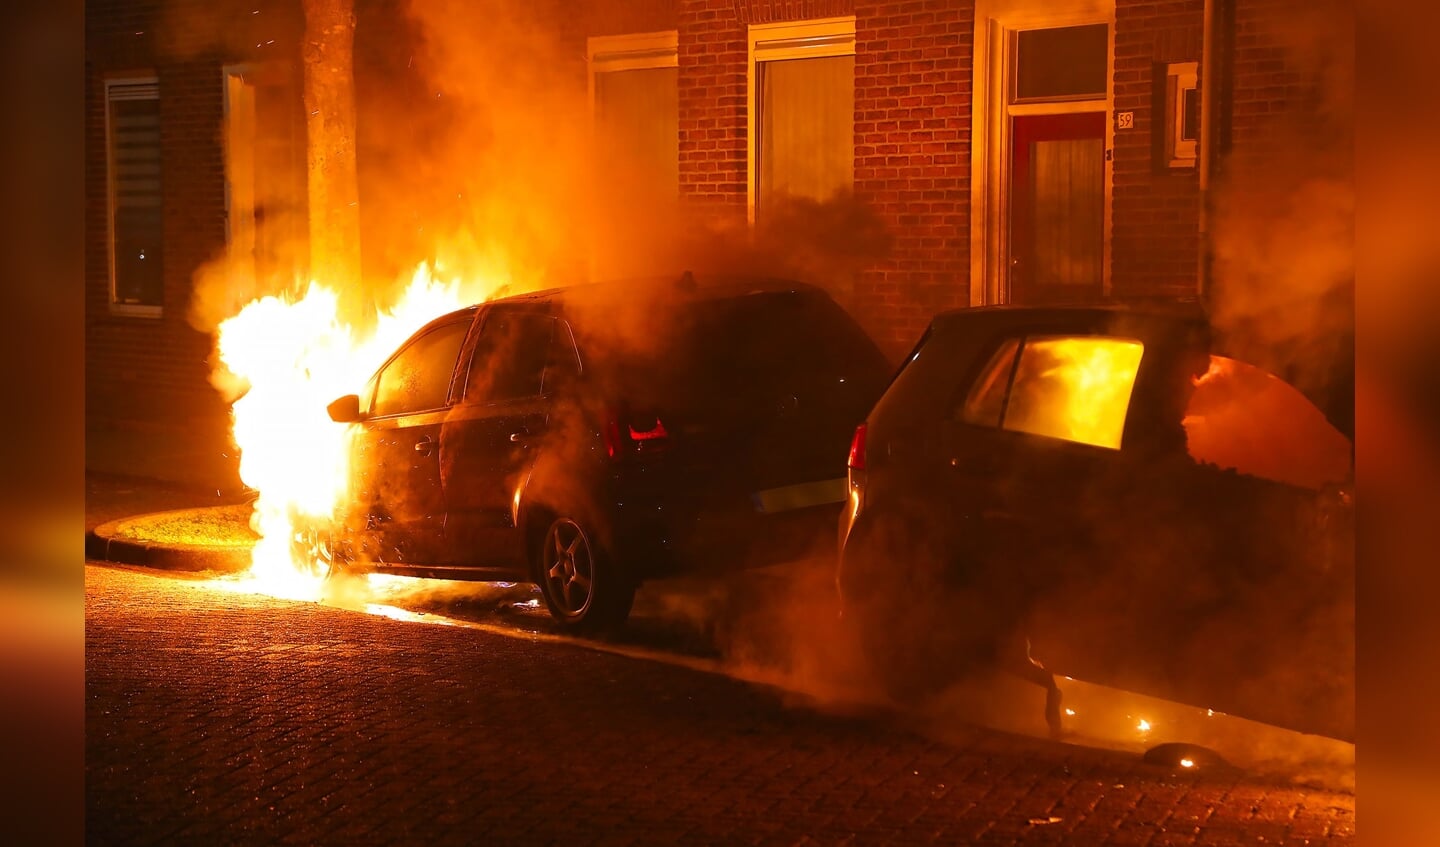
[848,422,867,471]
[628,417,669,442]
[605,406,670,459]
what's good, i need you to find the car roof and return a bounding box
[483,273,826,309]
[930,300,1209,334]
[927,300,1353,440]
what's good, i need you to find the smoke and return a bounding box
[1207,0,1354,420]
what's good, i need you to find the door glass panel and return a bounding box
[1014,24,1108,101]
[1031,137,1104,287]
[1009,112,1106,304]
[1001,336,1144,450]
[371,321,470,417]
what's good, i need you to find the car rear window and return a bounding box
[588,290,888,415]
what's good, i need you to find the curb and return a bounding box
[87,516,253,573]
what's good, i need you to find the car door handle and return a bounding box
[414,436,435,456]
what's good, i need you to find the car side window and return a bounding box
[1003,336,1145,450]
[465,311,555,404]
[1183,355,1352,489]
[370,320,471,417]
[543,320,582,393]
[956,334,1145,451]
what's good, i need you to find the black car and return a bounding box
[322,274,890,631]
[837,303,1354,740]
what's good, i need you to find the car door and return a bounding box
[938,325,1161,677]
[438,307,567,568]
[1010,337,1354,739]
[348,316,473,566]
[941,326,1139,561]
[1140,353,1355,737]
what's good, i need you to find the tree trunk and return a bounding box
[301,0,367,325]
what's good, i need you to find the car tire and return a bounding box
[534,514,635,634]
[289,517,361,586]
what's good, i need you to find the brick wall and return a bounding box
[1225,0,1348,165]
[1110,0,1204,300]
[584,0,679,36]
[675,0,748,224]
[853,0,972,356]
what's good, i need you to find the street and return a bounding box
[87,550,1355,845]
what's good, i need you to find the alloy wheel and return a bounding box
[543,518,595,617]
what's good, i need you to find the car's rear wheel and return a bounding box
[536,515,635,634]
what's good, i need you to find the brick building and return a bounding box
[85,0,1348,482]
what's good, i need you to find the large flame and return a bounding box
[214,263,498,599]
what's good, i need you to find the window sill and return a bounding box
[109,303,163,319]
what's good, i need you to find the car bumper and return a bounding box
[610,476,847,579]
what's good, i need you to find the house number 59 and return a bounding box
[1117,111,1134,129]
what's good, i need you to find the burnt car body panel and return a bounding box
[840,304,1354,741]
[335,276,890,595]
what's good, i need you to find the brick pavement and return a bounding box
[86,564,1355,846]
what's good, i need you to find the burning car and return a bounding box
[837,303,1354,740]
[320,274,889,631]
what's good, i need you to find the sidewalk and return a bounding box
[85,472,254,572]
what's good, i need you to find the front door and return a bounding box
[1009,112,1106,304]
[350,317,473,565]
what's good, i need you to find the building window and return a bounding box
[748,17,855,223]
[588,32,678,278]
[1164,61,1199,168]
[105,77,163,316]
[1013,24,1109,102]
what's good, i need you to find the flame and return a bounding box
[1005,337,1144,450]
[214,263,500,599]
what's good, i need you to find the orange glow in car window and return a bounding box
[1002,337,1144,450]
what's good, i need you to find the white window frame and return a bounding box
[970,1,1115,306]
[747,16,856,225]
[1165,61,1199,168]
[587,30,679,127]
[105,75,163,318]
